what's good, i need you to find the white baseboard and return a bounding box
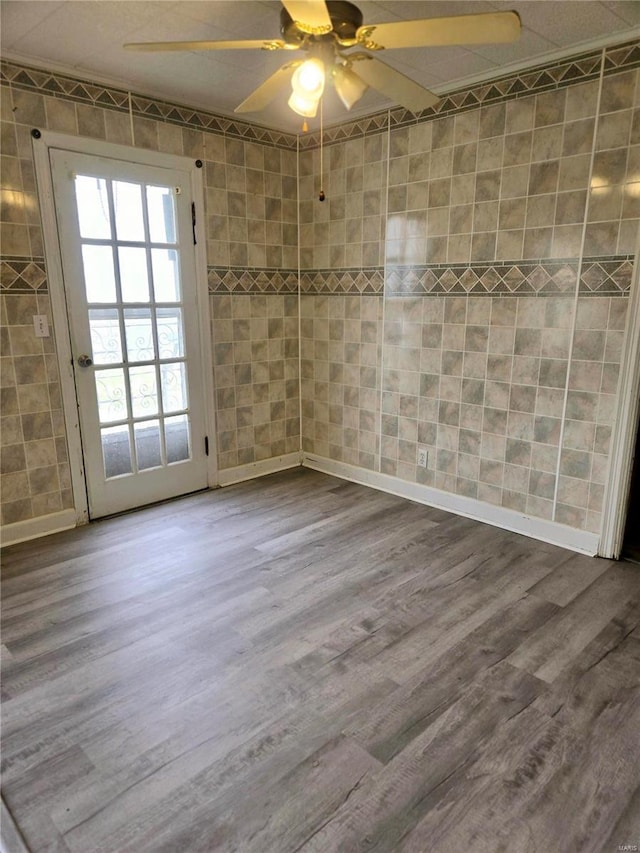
[1,508,77,548]
[0,454,600,556]
[217,452,302,487]
[302,454,600,556]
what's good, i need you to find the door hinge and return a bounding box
[192,201,197,245]
[204,435,209,456]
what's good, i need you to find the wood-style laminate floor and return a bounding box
[2,468,640,853]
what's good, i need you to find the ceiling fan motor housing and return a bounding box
[280,0,364,44]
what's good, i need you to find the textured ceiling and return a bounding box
[2,1,640,131]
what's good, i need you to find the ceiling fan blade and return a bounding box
[357,11,521,50]
[235,62,301,113]
[350,57,439,113]
[124,38,286,52]
[281,0,331,32]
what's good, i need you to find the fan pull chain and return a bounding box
[318,97,325,202]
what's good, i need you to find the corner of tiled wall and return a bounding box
[205,131,300,469]
[299,39,639,538]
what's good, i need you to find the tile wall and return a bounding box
[300,294,383,469]
[299,40,639,536]
[211,293,300,470]
[0,286,72,524]
[0,61,299,527]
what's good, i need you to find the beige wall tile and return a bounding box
[11,89,46,127]
[44,97,78,134]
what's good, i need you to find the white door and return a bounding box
[50,149,209,518]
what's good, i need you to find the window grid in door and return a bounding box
[75,175,192,479]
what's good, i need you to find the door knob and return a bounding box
[77,354,93,367]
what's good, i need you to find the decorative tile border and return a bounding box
[0,60,298,151]
[207,267,299,294]
[604,38,640,72]
[2,257,632,296]
[385,260,579,296]
[580,256,634,295]
[0,258,299,295]
[1,257,47,293]
[300,257,634,297]
[300,38,640,149]
[300,268,384,294]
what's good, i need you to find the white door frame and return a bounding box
[600,228,640,558]
[33,130,217,525]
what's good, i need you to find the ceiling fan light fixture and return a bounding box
[288,56,325,117]
[332,64,368,110]
[291,57,326,99]
[288,90,320,117]
[127,2,520,121]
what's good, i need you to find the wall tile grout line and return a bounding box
[377,111,391,476]
[551,47,606,524]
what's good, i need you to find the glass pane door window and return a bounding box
[78,177,191,480]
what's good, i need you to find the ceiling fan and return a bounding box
[125,1,521,119]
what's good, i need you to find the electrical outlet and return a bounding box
[33,315,50,338]
[417,447,428,468]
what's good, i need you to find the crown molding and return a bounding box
[424,26,640,100]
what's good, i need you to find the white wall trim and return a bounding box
[599,231,640,558]
[302,454,600,556]
[33,130,208,172]
[32,132,90,525]
[424,28,640,102]
[191,164,218,488]
[1,509,76,548]
[218,452,302,487]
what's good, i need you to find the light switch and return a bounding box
[33,315,50,337]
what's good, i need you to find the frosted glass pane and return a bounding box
[161,362,187,413]
[165,414,190,463]
[89,309,122,365]
[101,425,132,478]
[114,181,145,242]
[75,176,111,239]
[95,368,128,423]
[134,420,163,470]
[156,308,184,358]
[124,309,156,362]
[151,249,181,301]
[147,186,176,243]
[118,247,150,302]
[129,365,158,417]
[82,245,116,303]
